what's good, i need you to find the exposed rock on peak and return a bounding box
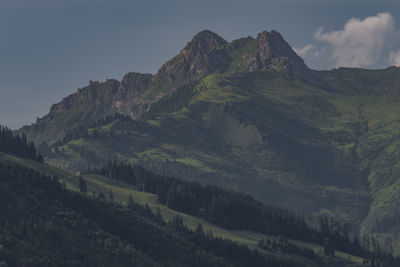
[183,30,228,54]
[112,73,153,118]
[117,72,153,97]
[153,30,230,87]
[238,30,328,88]
[152,29,326,89]
[249,30,308,74]
[50,79,121,115]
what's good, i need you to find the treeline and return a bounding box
[317,214,362,256]
[95,161,375,259]
[96,161,316,239]
[97,161,400,265]
[0,161,310,267]
[0,125,43,162]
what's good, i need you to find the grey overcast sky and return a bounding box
[1,0,400,129]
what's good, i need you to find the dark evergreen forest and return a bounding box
[0,125,42,162]
[0,161,315,267]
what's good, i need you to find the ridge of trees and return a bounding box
[0,125,43,162]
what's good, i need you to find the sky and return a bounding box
[1,0,400,129]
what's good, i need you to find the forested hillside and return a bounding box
[0,161,316,267]
[1,130,400,266]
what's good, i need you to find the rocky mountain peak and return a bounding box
[182,30,228,56]
[249,30,308,73]
[239,30,329,88]
[153,30,230,87]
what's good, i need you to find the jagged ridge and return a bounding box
[21,29,317,144]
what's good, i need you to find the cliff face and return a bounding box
[249,31,308,73]
[117,72,153,97]
[49,79,120,115]
[21,74,153,143]
[112,73,153,118]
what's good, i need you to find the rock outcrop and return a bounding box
[117,72,153,97]
[249,30,308,73]
[153,30,230,87]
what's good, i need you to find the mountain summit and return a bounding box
[184,30,228,52]
[153,30,230,87]
[154,29,318,87]
[250,30,309,73]
[236,30,324,86]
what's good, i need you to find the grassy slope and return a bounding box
[46,72,370,219]
[30,68,400,255]
[83,174,366,264]
[0,152,365,265]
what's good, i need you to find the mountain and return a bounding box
[19,30,400,255]
[153,30,229,87]
[19,30,318,145]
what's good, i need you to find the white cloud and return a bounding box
[314,13,396,68]
[388,49,400,67]
[294,44,314,58]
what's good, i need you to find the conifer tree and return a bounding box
[127,194,135,209]
[109,190,114,201]
[79,175,87,194]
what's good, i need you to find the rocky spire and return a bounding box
[182,30,228,56]
[242,30,328,88]
[153,30,230,87]
[249,30,309,74]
